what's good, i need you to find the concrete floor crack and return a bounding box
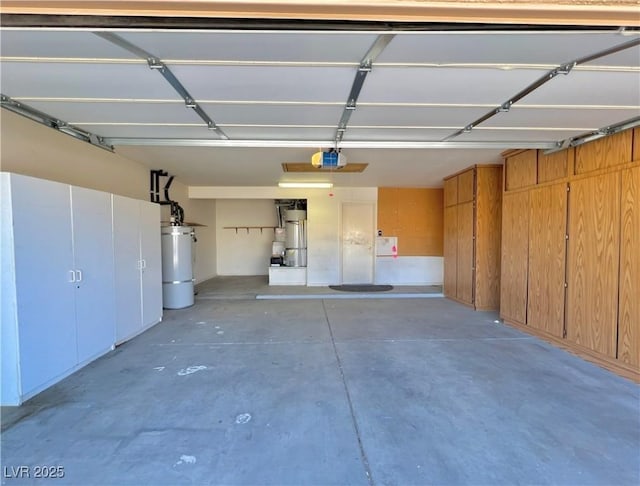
[322,299,375,486]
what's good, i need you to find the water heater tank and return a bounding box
[161,226,195,309]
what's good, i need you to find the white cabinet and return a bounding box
[113,195,162,344]
[72,186,116,364]
[1,173,116,405]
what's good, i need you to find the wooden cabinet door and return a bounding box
[618,166,640,368]
[527,183,567,337]
[500,191,529,324]
[444,177,458,207]
[456,202,474,305]
[443,205,457,297]
[475,167,502,310]
[567,172,620,357]
[457,169,475,203]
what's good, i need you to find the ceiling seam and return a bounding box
[3,57,639,72]
[12,97,640,110]
[100,138,558,149]
[442,36,640,142]
[92,31,229,140]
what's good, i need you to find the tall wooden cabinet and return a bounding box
[443,165,502,310]
[500,128,639,380]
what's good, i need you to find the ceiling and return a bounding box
[1,26,639,187]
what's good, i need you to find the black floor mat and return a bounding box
[328,284,394,292]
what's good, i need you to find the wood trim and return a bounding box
[500,148,529,158]
[3,1,639,26]
[503,318,640,383]
[444,164,502,182]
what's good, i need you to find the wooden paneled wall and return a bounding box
[377,188,444,256]
[500,128,639,381]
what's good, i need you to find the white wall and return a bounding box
[375,256,443,285]
[216,199,278,276]
[190,186,378,285]
[187,200,217,283]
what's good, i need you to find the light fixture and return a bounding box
[278,182,333,189]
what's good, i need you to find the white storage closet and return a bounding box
[1,173,162,405]
[113,195,162,343]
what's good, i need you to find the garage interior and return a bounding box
[1,1,639,485]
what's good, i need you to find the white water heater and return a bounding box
[161,226,195,309]
[285,209,307,267]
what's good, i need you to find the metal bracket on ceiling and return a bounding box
[1,94,114,152]
[334,33,395,146]
[93,32,228,140]
[443,37,640,142]
[544,115,640,154]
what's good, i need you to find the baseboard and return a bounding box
[502,318,640,383]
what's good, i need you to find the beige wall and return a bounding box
[1,110,149,200]
[0,110,217,283]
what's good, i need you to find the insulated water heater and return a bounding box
[285,209,307,267]
[161,226,195,309]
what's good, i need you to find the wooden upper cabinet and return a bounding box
[538,149,570,184]
[567,172,621,358]
[505,150,537,190]
[618,166,640,368]
[444,176,458,207]
[457,169,475,203]
[634,128,640,162]
[575,130,633,175]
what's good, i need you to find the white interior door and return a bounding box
[342,202,375,284]
[71,186,115,364]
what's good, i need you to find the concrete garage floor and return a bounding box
[2,278,639,485]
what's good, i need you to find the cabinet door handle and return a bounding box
[69,270,76,283]
[137,260,142,270]
[76,270,83,282]
[142,259,147,269]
